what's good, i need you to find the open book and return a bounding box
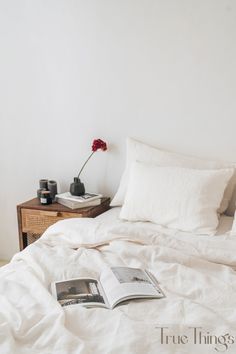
[51,267,164,309]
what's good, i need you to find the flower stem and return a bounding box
[78,151,95,178]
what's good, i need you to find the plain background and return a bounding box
[0,0,236,259]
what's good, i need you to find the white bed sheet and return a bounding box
[96,207,235,240]
[0,208,236,354]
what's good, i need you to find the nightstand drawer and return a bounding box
[21,209,82,234]
[17,197,110,250]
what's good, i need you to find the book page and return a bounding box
[100,267,164,309]
[52,277,109,308]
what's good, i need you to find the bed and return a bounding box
[1,138,236,354]
[0,207,236,354]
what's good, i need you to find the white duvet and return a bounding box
[0,208,236,354]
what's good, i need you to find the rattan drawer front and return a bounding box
[21,209,82,234]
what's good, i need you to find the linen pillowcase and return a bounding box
[119,162,234,235]
[111,138,236,216]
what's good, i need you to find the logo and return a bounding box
[156,327,235,352]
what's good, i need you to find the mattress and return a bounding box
[0,208,236,354]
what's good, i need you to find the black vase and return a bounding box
[70,177,85,196]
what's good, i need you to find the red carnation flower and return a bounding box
[92,139,107,152]
[78,138,108,178]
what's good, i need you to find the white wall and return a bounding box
[0,0,236,260]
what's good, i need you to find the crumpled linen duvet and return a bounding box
[0,215,236,354]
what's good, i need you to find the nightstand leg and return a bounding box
[17,206,24,251]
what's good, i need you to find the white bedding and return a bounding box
[96,207,235,240]
[0,208,236,354]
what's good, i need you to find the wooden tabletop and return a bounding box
[17,197,110,214]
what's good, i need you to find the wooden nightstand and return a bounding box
[17,197,110,250]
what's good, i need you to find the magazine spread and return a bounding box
[51,267,164,309]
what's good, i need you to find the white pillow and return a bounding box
[111,138,236,215]
[120,162,234,235]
